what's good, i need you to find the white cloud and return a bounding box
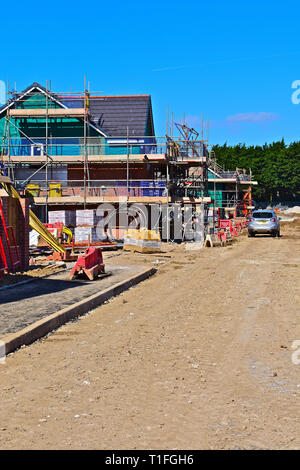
[226,112,279,123]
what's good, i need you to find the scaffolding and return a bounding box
[0,82,256,230]
[0,81,108,215]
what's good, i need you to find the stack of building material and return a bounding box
[74,209,105,243]
[48,210,76,227]
[74,227,100,243]
[123,228,161,253]
[76,209,104,227]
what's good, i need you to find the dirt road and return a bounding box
[0,220,299,450]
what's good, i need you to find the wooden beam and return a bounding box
[33,195,211,205]
[169,158,207,165]
[2,154,167,164]
[33,196,170,205]
[0,175,12,183]
[9,108,86,118]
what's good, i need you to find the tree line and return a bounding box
[212,140,300,202]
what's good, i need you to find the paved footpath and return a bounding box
[0,264,146,337]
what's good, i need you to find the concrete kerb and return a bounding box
[1,266,156,355]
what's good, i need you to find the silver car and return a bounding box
[248,210,280,237]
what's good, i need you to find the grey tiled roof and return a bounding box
[88,95,155,137]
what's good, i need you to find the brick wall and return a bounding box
[0,196,10,272]
[0,196,29,272]
[67,164,153,181]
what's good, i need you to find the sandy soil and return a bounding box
[0,219,299,450]
[0,264,66,287]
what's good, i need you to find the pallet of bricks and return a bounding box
[48,210,76,227]
[74,209,105,243]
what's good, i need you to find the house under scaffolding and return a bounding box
[0,82,257,241]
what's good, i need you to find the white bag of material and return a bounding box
[29,229,39,247]
[123,229,161,253]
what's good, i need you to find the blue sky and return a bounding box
[1,0,299,145]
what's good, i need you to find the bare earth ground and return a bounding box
[0,219,299,450]
[0,264,66,287]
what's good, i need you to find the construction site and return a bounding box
[0,81,256,246]
[0,81,299,451]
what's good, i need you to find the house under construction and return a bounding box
[0,82,257,241]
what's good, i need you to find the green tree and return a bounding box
[212,140,300,202]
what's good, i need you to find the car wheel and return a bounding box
[248,231,255,237]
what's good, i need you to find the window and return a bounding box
[252,212,274,219]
